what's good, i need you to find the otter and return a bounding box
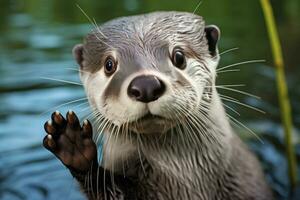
[43,11,273,199]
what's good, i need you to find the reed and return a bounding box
[260,0,298,188]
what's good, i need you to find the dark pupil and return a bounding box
[175,52,184,66]
[106,60,113,71]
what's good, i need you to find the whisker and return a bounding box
[76,4,114,49]
[216,47,239,58]
[219,94,240,101]
[78,104,92,113]
[217,59,265,72]
[66,67,90,74]
[217,86,261,99]
[137,134,146,175]
[92,18,108,39]
[217,69,240,74]
[76,4,107,39]
[221,96,265,114]
[223,103,241,116]
[193,0,203,14]
[40,97,87,116]
[110,125,119,195]
[89,162,96,199]
[227,113,264,144]
[40,77,83,86]
[213,84,246,88]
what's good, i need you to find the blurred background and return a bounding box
[0,0,299,199]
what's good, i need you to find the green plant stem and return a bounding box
[260,0,297,188]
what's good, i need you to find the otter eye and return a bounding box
[104,57,117,75]
[172,49,186,69]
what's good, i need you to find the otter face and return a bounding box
[73,12,220,134]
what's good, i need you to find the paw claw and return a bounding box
[44,120,56,135]
[82,119,92,138]
[51,111,65,126]
[83,119,88,125]
[43,134,56,150]
[66,110,80,128]
[47,134,56,149]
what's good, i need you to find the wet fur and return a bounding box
[45,11,273,199]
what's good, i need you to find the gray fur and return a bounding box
[77,11,273,199]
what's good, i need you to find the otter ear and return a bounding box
[72,44,84,66]
[205,25,220,57]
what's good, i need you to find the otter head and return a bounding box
[73,12,220,135]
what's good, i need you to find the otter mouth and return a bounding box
[138,113,165,122]
[134,113,166,127]
[127,113,172,134]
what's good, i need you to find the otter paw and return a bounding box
[43,110,97,172]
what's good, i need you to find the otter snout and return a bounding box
[127,75,166,103]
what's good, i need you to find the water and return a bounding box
[0,0,299,199]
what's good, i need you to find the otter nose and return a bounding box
[128,75,165,103]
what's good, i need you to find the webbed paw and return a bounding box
[43,110,97,172]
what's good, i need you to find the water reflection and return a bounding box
[0,0,299,199]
